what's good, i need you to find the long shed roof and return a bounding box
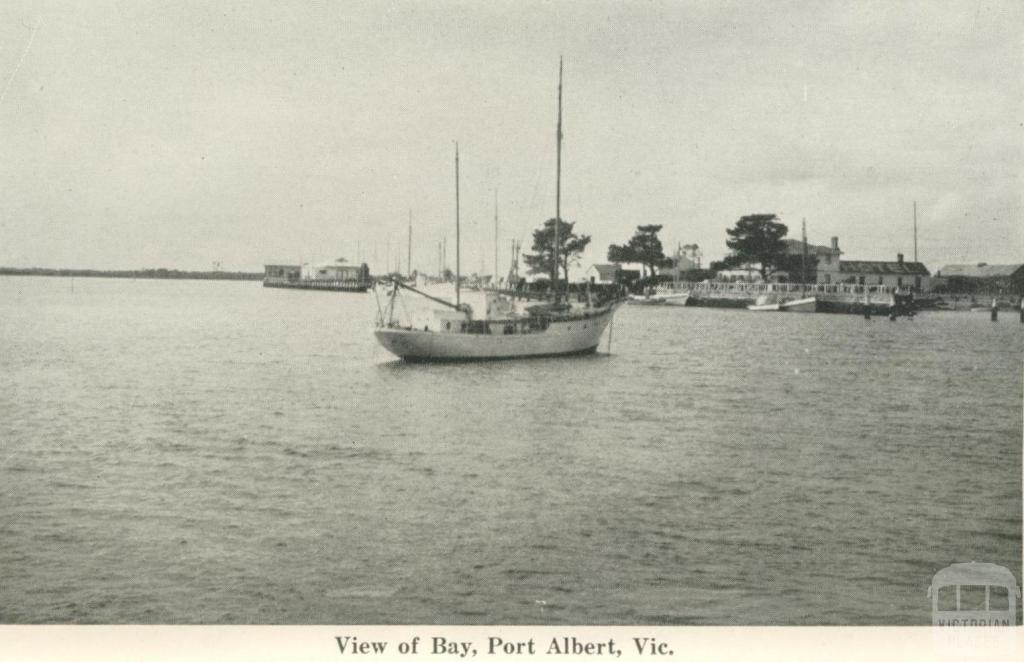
[938,263,1023,278]
[839,260,930,276]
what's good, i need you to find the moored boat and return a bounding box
[747,294,782,311]
[661,291,691,306]
[373,59,624,362]
[746,222,818,313]
[746,294,817,312]
[627,290,689,306]
[779,296,817,312]
[374,288,621,361]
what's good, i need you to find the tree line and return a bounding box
[518,213,809,286]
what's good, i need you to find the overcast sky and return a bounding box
[1,0,1020,274]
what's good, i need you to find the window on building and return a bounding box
[915,276,921,289]
[858,276,865,285]
[824,274,831,284]
[897,277,903,287]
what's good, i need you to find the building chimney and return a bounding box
[830,236,839,251]
[897,253,904,264]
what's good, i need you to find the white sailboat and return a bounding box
[373,60,624,362]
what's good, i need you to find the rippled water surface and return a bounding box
[1,277,1020,624]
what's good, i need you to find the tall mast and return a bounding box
[674,243,681,287]
[455,142,461,308]
[494,189,499,285]
[913,201,918,263]
[801,218,808,295]
[553,56,563,295]
[407,209,412,278]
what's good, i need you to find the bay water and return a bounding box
[1,277,1020,624]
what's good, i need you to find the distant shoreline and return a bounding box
[0,267,262,281]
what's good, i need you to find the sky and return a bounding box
[0,0,1020,275]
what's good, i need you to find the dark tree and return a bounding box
[522,217,591,284]
[774,253,818,283]
[723,214,789,280]
[608,224,667,278]
[606,243,637,265]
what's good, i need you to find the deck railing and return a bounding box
[685,281,903,296]
[264,277,369,289]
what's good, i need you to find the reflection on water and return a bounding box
[0,277,1020,624]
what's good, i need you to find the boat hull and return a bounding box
[627,293,689,306]
[661,293,690,306]
[627,295,666,305]
[748,297,817,312]
[375,307,617,362]
[779,297,817,312]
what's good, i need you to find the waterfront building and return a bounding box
[586,264,619,284]
[830,256,932,291]
[263,262,371,292]
[815,236,932,291]
[263,264,301,284]
[782,237,842,261]
[935,263,1024,295]
[802,236,844,280]
[300,263,365,281]
[586,264,640,284]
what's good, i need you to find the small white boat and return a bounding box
[747,295,817,312]
[661,291,690,306]
[747,223,818,313]
[779,296,817,313]
[627,293,664,305]
[627,290,689,306]
[747,294,782,311]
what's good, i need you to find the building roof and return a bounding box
[839,260,930,276]
[589,264,620,279]
[312,261,357,267]
[781,239,839,257]
[937,263,1024,278]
